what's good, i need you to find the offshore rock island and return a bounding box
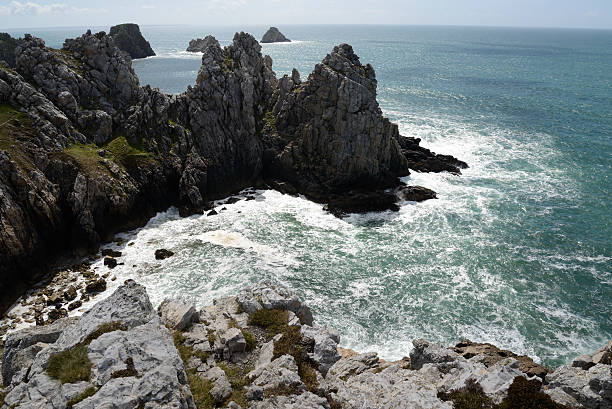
[0,27,464,314]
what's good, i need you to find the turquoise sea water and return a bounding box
[9,25,611,367]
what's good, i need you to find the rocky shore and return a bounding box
[1,280,610,408]
[0,27,465,314]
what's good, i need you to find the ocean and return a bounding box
[7,24,611,367]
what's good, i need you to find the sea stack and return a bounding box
[109,23,155,59]
[261,26,291,43]
[186,35,220,52]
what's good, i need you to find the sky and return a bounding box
[0,0,611,30]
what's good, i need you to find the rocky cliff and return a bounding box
[0,34,20,68]
[0,29,464,313]
[108,23,155,59]
[261,27,290,43]
[1,280,609,408]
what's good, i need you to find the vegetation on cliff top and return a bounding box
[59,136,156,175]
[47,321,127,384]
[0,104,36,174]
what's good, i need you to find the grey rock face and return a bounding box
[2,317,78,386]
[268,43,409,196]
[300,325,341,376]
[186,35,220,52]
[546,364,612,409]
[261,27,291,43]
[109,23,155,59]
[2,281,194,409]
[249,354,305,393]
[327,352,380,379]
[158,298,199,331]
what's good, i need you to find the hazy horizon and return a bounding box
[1,0,611,30]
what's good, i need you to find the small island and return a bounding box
[109,23,155,59]
[261,26,291,43]
[186,35,220,52]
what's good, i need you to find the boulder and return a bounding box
[410,338,461,370]
[155,248,175,260]
[86,278,107,293]
[222,327,246,354]
[300,325,341,376]
[103,257,118,269]
[237,280,313,325]
[202,366,232,403]
[328,352,380,379]
[396,185,437,202]
[158,298,199,331]
[249,354,305,393]
[261,27,291,43]
[186,35,220,52]
[571,340,612,370]
[109,23,155,59]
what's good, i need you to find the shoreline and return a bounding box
[1,280,609,408]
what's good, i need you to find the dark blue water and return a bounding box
[9,25,612,367]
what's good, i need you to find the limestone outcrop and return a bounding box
[186,35,220,52]
[261,27,291,43]
[109,23,155,59]
[3,280,600,409]
[0,29,464,313]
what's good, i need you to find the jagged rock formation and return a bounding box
[4,280,606,409]
[0,33,20,68]
[261,27,290,43]
[186,35,220,52]
[0,29,464,313]
[108,23,155,59]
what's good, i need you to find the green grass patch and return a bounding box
[60,136,155,174]
[438,377,570,409]
[173,331,216,409]
[187,371,215,409]
[0,389,6,407]
[248,309,289,336]
[47,321,126,384]
[248,308,319,393]
[67,386,97,408]
[218,362,252,408]
[47,344,92,384]
[103,136,155,168]
[0,104,36,173]
[173,332,211,363]
[242,328,256,351]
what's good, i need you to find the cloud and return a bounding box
[0,1,108,16]
[208,0,247,11]
[141,4,158,9]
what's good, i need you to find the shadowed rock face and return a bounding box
[261,27,291,43]
[109,23,155,59]
[0,33,21,68]
[0,30,464,313]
